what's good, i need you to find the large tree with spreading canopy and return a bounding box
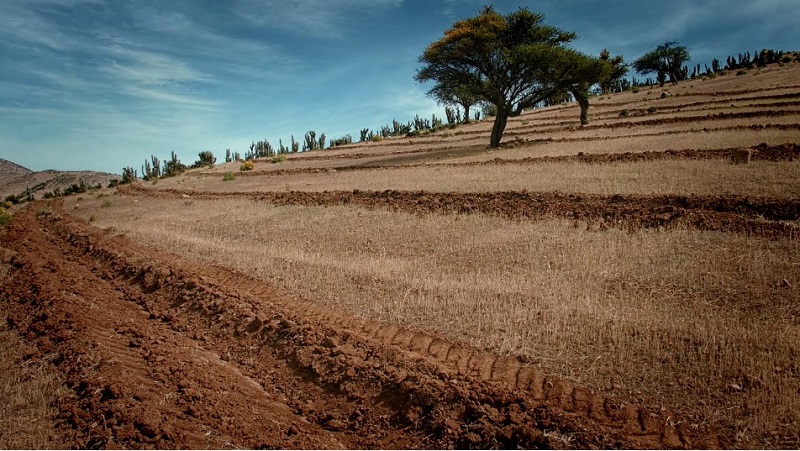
[415,6,609,147]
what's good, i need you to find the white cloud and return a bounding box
[233,0,405,38]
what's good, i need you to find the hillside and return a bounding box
[1,62,799,449]
[0,163,120,202]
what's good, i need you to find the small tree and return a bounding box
[632,41,690,86]
[429,81,480,123]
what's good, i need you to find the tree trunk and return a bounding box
[463,105,471,123]
[570,89,590,125]
[490,106,509,148]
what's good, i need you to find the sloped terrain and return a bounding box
[2,63,800,449]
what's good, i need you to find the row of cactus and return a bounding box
[303,131,327,151]
[444,106,462,125]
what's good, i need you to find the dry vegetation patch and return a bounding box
[0,310,66,449]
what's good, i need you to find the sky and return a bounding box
[1,0,798,174]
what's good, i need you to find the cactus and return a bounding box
[121,166,137,184]
[225,148,232,163]
[431,114,443,129]
[163,151,187,177]
[303,131,318,151]
[318,133,326,150]
[445,106,457,125]
[291,135,299,153]
[360,128,370,142]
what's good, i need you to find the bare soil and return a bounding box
[0,203,719,449]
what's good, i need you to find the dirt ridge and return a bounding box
[208,143,799,176]
[124,185,800,240]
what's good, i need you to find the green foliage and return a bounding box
[632,41,690,85]
[249,140,274,159]
[121,166,137,184]
[101,200,111,208]
[163,151,187,177]
[270,154,286,164]
[0,207,11,227]
[192,151,216,168]
[329,134,353,148]
[222,171,235,181]
[142,155,161,180]
[240,160,255,171]
[599,49,629,94]
[416,6,607,147]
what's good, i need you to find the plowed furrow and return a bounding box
[0,204,721,448]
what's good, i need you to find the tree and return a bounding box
[429,81,480,123]
[599,49,628,94]
[632,41,690,86]
[416,6,608,147]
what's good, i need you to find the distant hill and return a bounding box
[0,158,120,201]
[0,158,33,177]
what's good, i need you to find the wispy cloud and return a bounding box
[233,0,405,38]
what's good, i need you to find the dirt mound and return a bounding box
[126,185,800,240]
[0,203,721,448]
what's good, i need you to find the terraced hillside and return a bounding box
[2,62,799,448]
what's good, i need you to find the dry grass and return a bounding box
[156,158,800,198]
[75,195,800,446]
[0,310,66,449]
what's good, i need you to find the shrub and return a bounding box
[270,155,285,164]
[631,87,640,93]
[0,208,11,227]
[222,171,235,181]
[736,69,747,76]
[88,215,95,223]
[2,200,11,209]
[619,109,630,117]
[101,200,112,208]
[240,160,255,171]
[371,135,383,142]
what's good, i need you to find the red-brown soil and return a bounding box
[0,203,722,449]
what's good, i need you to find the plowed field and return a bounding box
[1,206,713,449]
[2,63,800,449]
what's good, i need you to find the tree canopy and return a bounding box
[632,41,690,85]
[415,6,608,147]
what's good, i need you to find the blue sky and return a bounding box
[1,0,798,173]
